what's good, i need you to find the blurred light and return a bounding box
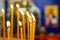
[7,21,10,27]
[16,4,20,8]
[18,21,22,26]
[10,4,14,9]
[31,14,36,21]
[26,11,31,18]
[1,8,5,13]
[41,27,45,31]
[20,9,24,15]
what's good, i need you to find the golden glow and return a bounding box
[1,8,5,13]
[16,4,20,8]
[19,21,22,26]
[20,9,24,15]
[10,4,14,9]
[7,21,10,27]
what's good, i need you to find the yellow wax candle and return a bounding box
[19,21,23,40]
[20,10,26,40]
[10,4,14,40]
[26,11,30,40]
[29,16,33,40]
[20,27,23,40]
[7,21,10,40]
[16,4,20,40]
[1,9,6,40]
[31,14,36,40]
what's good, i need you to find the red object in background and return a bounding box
[1,34,60,40]
[46,36,60,40]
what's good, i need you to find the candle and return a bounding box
[31,14,36,40]
[10,4,14,40]
[7,21,10,40]
[26,11,30,40]
[20,10,26,40]
[1,9,6,40]
[29,16,33,40]
[19,21,23,40]
[16,4,20,40]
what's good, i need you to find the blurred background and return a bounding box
[0,0,60,40]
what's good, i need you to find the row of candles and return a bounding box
[1,4,36,40]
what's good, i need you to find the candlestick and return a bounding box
[31,14,36,40]
[26,11,30,40]
[20,10,26,40]
[19,21,23,40]
[10,4,14,40]
[7,21,10,40]
[16,4,20,40]
[1,9,6,40]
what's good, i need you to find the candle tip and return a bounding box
[7,21,10,27]
[20,9,24,15]
[19,21,22,26]
[26,11,32,18]
[31,14,36,21]
[1,8,5,13]
[10,4,14,9]
[16,4,20,8]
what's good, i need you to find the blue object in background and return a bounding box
[33,0,60,33]
[5,0,60,33]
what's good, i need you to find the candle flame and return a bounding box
[31,14,36,21]
[20,9,24,15]
[10,4,14,9]
[16,4,20,8]
[19,21,22,26]
[7,21,10,27]
[26,11,31,18]
[1,8,5,13]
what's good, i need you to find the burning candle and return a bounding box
[26,11,31,40]
[19,21,23,40]
[7,21,10,40]
[16,4,20,40]
[1,9,6,40]
[31,14,36,40]
[29,16,33,40]
[10,4,14,40]
[20,10,26,40]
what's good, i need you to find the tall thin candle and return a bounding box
[19,21,23,40]
[29,17,33,40]
[26,11,30,40]
[2,9,6,40]
[20,10,26,40]
[16,4,20,40]
[31,14,36,40]
[7,21,10,40]
[10,4,14,40]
